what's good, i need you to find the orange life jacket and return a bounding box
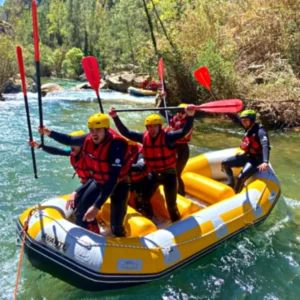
[240,125,263,155]
[142,129,177,172]
[169,116,193,144]
[82,131,131,184]
[70,152,90,183]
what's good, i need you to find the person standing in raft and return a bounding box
[157,100,194,196]
[28,130,90,184]
[221,110,270,194]
[127,141,150,211]
[108,105,195,222]
[39,113,132,236]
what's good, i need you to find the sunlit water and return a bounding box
[0,86,300,299]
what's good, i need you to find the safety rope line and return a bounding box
[25,187,272,252]
[14,209,34,300]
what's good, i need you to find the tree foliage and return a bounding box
[0,35,16,94]
[0,0,299,102]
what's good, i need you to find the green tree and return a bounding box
[61,47,83,79]
[47,0,67,46]
[0,36,17,98]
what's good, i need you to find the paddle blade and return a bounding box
[158,57,164,81]
[16,46,27,96]
[196,99,243,113]
[82,56,101,94]
[32,0,40,61]
[194,66,211,90]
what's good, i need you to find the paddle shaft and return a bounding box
[24,92,38,179]
[96,91,104,113]
[32,0,44,146]
[35,61,44,145]
[16,46,38,179]
[158,58,169,123]
[115,104,239,112]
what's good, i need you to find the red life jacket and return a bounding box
[70,152,90,184]
[129,144,149,182]
[240,125,263,155]
[142,129,177,172]
[169,116,193,144]
[82,131,131,184]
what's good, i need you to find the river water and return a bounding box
[0,85,300,299]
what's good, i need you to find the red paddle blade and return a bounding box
[32,0,40,61]
[196,99,243,113]
[194,66,211,90]
[16,46,27,96]
[158,57,164,81]
[82,56,101,94]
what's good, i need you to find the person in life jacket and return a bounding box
[140,76,158,91]
[157,101,194,196]
[108,105,195,222]
[127,141,150,210]
[38,113,131,237]
[221,110,270,194]
[28,130,90,183]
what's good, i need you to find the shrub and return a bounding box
[61,47,83,79]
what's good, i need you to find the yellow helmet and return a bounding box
[178,103,188,108]
[70,130,86,137]
[144,114,162,126]
[87,113,110,129]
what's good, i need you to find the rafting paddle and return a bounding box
[16,46,38,179]
[82,56,103,113]
[158,58,169,123]
[113,99,243,113]
[32,0,44,146]
[194,66,211,90]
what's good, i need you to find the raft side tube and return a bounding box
[182,172,235,205]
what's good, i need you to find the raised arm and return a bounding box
[165,105,195,145]
[108,106,144,143]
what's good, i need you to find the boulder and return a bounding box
[106,72,136,92]
[41,83,63,96]
[3,78,21,93]
[105,72,154,92]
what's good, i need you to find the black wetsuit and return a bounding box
[49,131,129,237]
[112,115,194,222]
[222,115,270,193]
[158,105,191,196]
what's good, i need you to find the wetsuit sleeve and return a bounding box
[130,152,145,172]
[258,127,270,163]
[49,131,87,146]
[227,113,242,126]
[165,116,194,146]
[112,116,144,143]
[93,140,127,209]
[40,145,71,156]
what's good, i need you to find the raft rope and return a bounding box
[14,209,34,300]
[27,183,274,252]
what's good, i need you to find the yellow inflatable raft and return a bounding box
[127,86,157,97]
[17,148,281,291]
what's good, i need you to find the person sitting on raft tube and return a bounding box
[140,76,158,91]
[157,101,194,196]
[108,105,195,222]
[221,109,270,194]
[28,130,90,184]
[39,113,132,236]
